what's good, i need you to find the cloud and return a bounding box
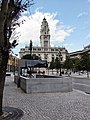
[14,9,74,53]
[77,12,88,18]
[86,32,90,39]
[51,27,74,42]
[63,43,73,52]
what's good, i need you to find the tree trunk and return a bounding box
[0,76,5,115]
[52,69,53,74]
[0,0,8,115]
[0,52,8,115]
[0,97,3,116]
[87,71,89,78]
[0,67,6,115]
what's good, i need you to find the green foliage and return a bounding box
[21,54,39,60]
[81,53,90,71]
[63,56,73,70]
[54,57,61,70]
[49,59,55,69]
[49,58,62,74]
[64,53,90,73]
[73,58,82,71]
[0,0,34,115]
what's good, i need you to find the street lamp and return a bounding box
[58,51,62,76]
[14,54,18,75]
[14,57,15,75]
[29,40,32,76]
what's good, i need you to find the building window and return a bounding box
[56,57,58,59]
[21,48,25,51]
[51,49,54,51]
[52,57,54,61]
[25,48,28,51]
[38,48,41,51]
[38,54,40,56]
[56,54,58,57]
[59,49,62,51]
[60,57,63,61]
[33,48,36,51]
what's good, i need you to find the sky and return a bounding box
[13,0,90,55]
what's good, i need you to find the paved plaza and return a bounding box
[3,74,90,120]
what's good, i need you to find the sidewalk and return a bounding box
[3,74,90,120]
[46,70,90,78]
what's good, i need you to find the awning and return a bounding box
[19,59,47,68]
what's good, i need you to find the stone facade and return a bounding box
[19,18,68,64]
[69,44,90,59]
[7,55,19,72]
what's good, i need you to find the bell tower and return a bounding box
[40,17,50,51]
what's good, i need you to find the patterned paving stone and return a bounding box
[3,75,90,120]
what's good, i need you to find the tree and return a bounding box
[22,54,40,60]
[54,57,61,74]
[63,56,73,75]
[49,59,55,74]
[71,58,79,72]
[72,58,82,73]
[81,53,90,77]
[0,0,34,115]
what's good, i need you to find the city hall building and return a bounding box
[19,17,68,65]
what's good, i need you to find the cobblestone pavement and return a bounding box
[3,75,90,120]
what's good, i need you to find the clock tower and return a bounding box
[40,17,50,51]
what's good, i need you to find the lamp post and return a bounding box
[14,57,15,75]
[58,51,62,76]
[29,40,32,76]
[13,54,18,76]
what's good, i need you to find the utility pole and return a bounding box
[58,51,62,76]
[29,40,32,76]
[14,57,15,75]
